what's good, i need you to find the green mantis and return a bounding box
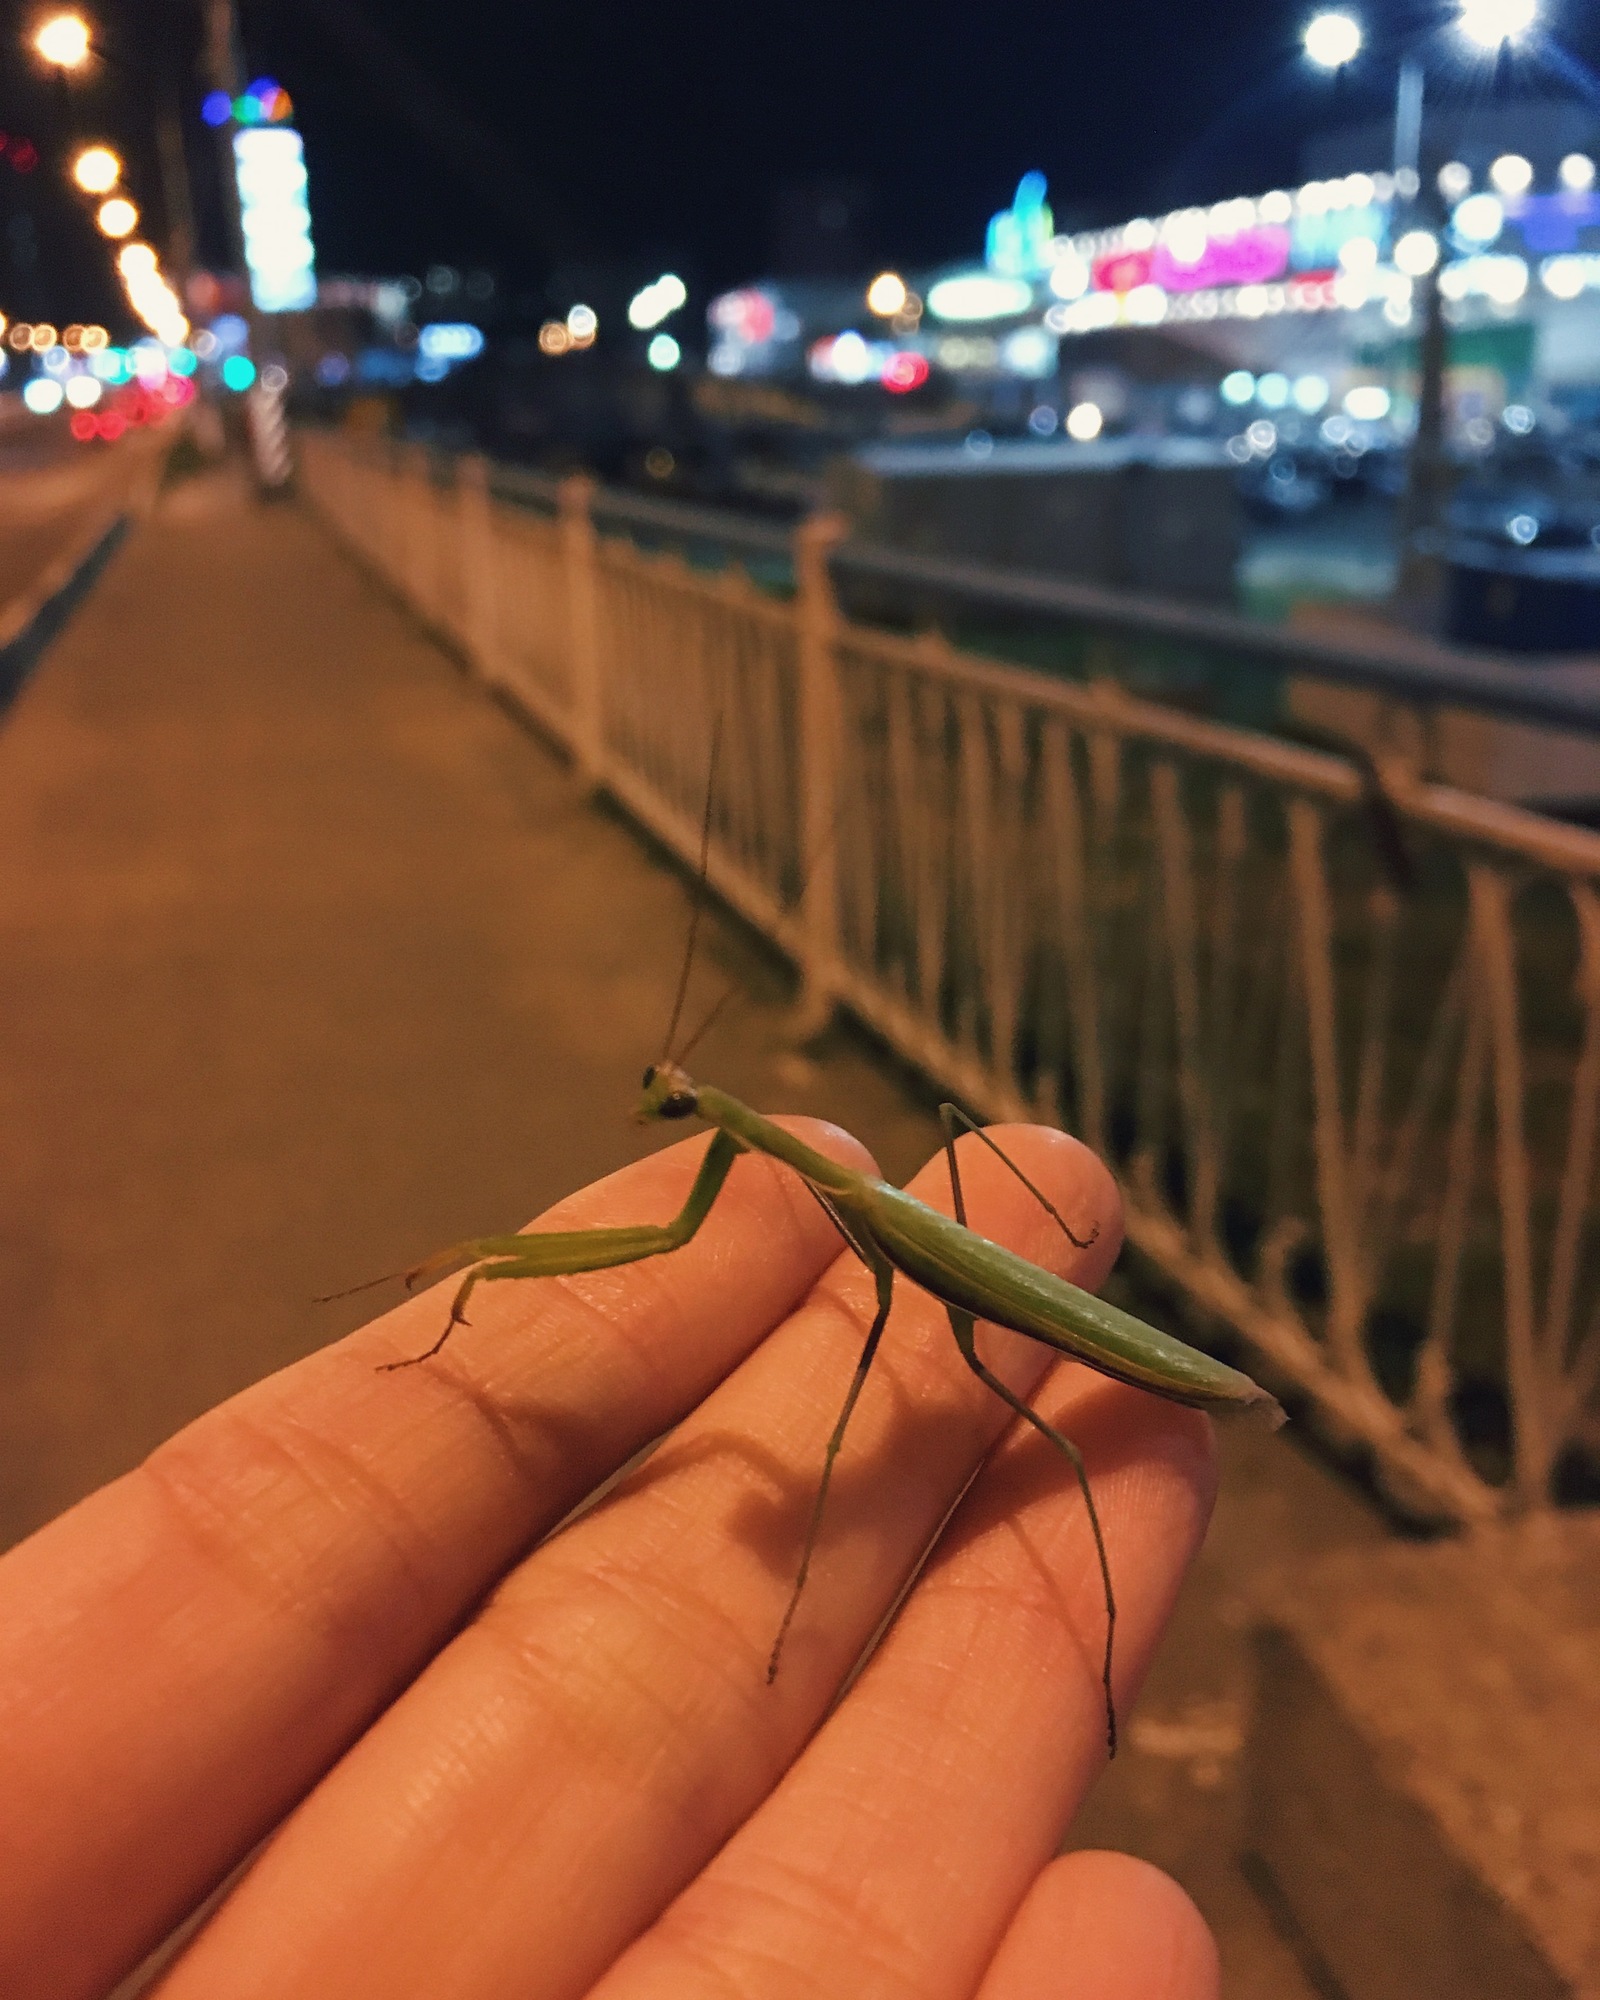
[369,1061,1282,1755]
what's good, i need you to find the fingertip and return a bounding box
[1106,1390,1220,1542]
[898,1121,1124,1297]
[964,1125,1125,1291]
[977,1851,1220,2000]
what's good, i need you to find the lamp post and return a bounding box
[1305,1,1542,627]
[33,12,90,153]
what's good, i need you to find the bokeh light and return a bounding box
[1303,11,1362,67]
[866,271,908,317]
[72,145,119,193]
[882,350,930,393]
[96,196,137,238]
[1394,229,1440,275]
[1458,0,1537,45]
[1489,153,1533,196]
[34,13,91,67]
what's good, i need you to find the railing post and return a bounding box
[559,473,604,786]
[793,511,848,1033]
[458,453,499,679]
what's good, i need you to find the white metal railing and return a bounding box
[300,430,1600,1526]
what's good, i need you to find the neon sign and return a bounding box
[986,172,1055,279]
[1092,250,1152,294]
[234,127,317,313]
[1151,225,1290,291]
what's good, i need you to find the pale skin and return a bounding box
[0,1119,1221,2000]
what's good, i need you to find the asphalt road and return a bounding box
[0,409,139,612]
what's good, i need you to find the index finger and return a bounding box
[0,1119,869,2000]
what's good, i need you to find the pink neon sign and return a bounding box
[1149,226,1290,292]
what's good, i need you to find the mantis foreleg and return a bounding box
[379,1130,744,1370]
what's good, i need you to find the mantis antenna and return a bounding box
[659,710,723,1061]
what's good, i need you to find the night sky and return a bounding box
[244,0,1600,289]
[4,0,1600,324]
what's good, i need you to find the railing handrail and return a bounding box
[832,540,1600,736]
[590,486,795,560]
[348,432,1600,737]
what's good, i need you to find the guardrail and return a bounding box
[300,430,1600,1525]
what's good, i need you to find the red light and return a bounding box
[11,140,38,173]
[1092,249,1153,294]
[883,351,930,394]
[710,288,777,345]
[69,410,97,441]
[96,411,126,440]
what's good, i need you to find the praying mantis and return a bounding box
[354,1048,1281,1758]
[336,727,1282,1756]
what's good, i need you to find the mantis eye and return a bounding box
[642,1065,657,1088]
[660,1090,697,1119]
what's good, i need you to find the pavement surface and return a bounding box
[0,460,1383,1997]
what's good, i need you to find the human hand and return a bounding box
[0,1121,1218,2000]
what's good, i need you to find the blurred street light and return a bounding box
[627,273,687,329]
[96,195,137,236]
[71,143,119,192]
[1393,227,1440,274]
[117,241,156,277]
[866,270,908,316]
[1303,10,1362,68]
[1458,0,1537,46]
[34,12,91,67]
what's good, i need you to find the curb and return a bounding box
[0,509,131,719]
[0,432,175,720]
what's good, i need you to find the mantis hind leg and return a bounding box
[946,1302,1119,1759]
[767,1255,896,1684]
[938,1103,1099,1251]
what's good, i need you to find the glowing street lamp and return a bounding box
[96,195,137,237]
[33,11,91,67]
[1457,0,1537,45]
[1303,10,1362,68]
[866,270,908,316]
[71,143,119,193]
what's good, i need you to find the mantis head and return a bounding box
[636,1062,700,1123]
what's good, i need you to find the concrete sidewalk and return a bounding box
[0,463,1369,1997]
[0,463,941,1544]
